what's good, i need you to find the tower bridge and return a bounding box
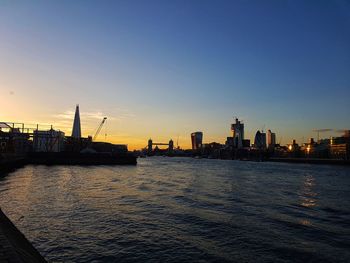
[147,138,174,154]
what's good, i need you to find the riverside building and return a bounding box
[254,131,267,149]
[191,132,203,150]
[267,129,276,149]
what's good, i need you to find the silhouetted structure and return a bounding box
[72,104,81,138]
[231,118,244,148]
[202,142,224,158]
[169,139,174,152]
[148,139,153,154]
[191,132,203,150]
[147,138,174,155]
[33,129,65,152]
[330,130,350,160]
[267,129,276,150]
[0,105,136,165]
[254,131,266,149]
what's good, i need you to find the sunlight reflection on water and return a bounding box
[0,157,350,262]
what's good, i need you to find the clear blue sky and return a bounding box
[1,0,349,149]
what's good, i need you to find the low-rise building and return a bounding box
[33,129,65,152]
[0,123,31,154]
[330,131,350,160]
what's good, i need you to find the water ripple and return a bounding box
[0,157,350,262]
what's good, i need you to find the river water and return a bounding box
[0,157,349,262]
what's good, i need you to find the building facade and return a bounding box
[72,104,82,138]
[33,129,65,152]
[191,132,203,150]
[254,131,267,149]
[330,131,350,160]
[0,126,31,154]
[231,118,244,148]
[267,129,276,149]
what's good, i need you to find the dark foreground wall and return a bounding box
[28,152,137,165]
[1,152,137,170]
[0,209,47,263]
[0,156,27,175]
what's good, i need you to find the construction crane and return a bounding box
[93,117,107,141]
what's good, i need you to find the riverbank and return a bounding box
[268,157,350,165]
[0,155,27,175]
[28,152,137,165]
[0,152,137,174]
[0,208,46,262]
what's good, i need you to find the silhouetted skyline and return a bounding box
[1,1,349,149]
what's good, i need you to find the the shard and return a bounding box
[71,104,81,138]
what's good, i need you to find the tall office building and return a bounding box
[254,130,267,149]
[72,104,81,138]
[267,129,276,148]
[191,132,203,150]
[231,118,244,148]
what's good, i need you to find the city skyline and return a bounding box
[1,1,350,150]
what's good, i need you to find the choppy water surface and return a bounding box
[1,157,350,262]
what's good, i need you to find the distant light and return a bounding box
[288,145,292,151]
[306,146,311,153]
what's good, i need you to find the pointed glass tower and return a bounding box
[71,104,81,138]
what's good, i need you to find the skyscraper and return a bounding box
[71,104,81,138]
[267,129,276,148]
[231,118,244,148]
[191,132,203,150]
[254,130,267,149]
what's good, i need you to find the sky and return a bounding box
[1,0,349,150]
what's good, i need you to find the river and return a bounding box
[0,157,349,262]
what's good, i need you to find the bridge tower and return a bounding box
[168,139,174,153]
[148,139,153,154]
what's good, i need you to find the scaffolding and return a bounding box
[0,121,65,153]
